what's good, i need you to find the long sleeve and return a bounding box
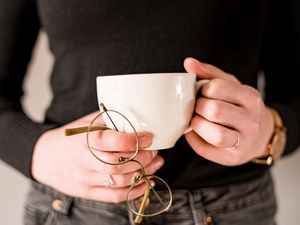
[0,0,56,177]
[261,0,300,156]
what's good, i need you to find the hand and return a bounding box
[31,112,164,203]
[183,57,274,166]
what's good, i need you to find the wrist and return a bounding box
[256,107,275,158]
[31,128,58,180]
[252,107,287,166]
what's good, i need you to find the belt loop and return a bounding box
[187,190,205,225]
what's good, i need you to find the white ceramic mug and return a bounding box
[96,73,207,150]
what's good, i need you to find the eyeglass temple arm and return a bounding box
[145,178,165,207]
[100,104,159,223]
[134,180,151,224]
[64,103,113,136]
[64,125,110,136]
[139,165,165,207]
[99,103,120,132]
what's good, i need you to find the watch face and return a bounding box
[272,129,287,160]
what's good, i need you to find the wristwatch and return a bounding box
[252,107,287,166]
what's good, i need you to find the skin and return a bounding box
[31,57,274,203]
[183,57,273,166]
[31,112,163,203]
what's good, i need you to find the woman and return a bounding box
[0,0,299,224]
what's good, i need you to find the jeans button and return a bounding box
[52,199,63,212]
[205,214,213,225]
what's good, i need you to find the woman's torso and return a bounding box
[37,0,269,188]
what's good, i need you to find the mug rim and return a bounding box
[96,72,195,79]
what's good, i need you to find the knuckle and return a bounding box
[147,160,162,174]
[202,80,215,97]
[213,131,226,147]
[137,151,153,165]
[202,79,221,97]
[88,131,101,149]
[147,164,158,174]
[227,74,238,82]
[116,134,136,152]
[99,131,135,151]
[90,131,107,150]
[205,101,222,120]
[246,86,263,106]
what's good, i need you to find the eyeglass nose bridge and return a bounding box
[85,106,173,219]
[86,110,139,166]
[127,174,173,218]
[118,156,129,163]
[131,169,144,185]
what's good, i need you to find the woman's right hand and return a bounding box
[31,111,164,203]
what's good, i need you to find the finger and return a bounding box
[185,131,243,166]
[87,130,152,152]
[84,150,159,175]
[84,180,154,203]
[86,156,165,188]
[183,57,240,83]
[195,97,247,130]
[201,78,261,108]
[190,115,240,148]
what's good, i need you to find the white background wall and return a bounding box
[0,32,299,225]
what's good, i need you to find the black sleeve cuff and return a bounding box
[0,111,57,178]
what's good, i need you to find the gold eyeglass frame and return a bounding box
[64,103,173,224]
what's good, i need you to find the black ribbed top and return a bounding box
[0,0,299,188]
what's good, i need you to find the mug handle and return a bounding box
[183,79,209,134]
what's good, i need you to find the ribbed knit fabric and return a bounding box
[0,0,299,188]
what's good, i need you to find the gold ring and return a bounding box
[230,133,239,150]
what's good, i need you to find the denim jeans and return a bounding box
[24,171,277,225]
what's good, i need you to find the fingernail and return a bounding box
[155,157,165,169]
[183,57,194,67]
[139,135,152,148]
[149,180,155,188]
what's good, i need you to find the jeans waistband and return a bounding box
[26,170,276,225]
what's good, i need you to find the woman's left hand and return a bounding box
[183,57,274,166]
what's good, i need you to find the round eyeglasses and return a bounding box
[65,103,173,224]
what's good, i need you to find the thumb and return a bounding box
[183,57,240,83]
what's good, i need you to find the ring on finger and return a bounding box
[103,174,115,187]
[230,133,239,150]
